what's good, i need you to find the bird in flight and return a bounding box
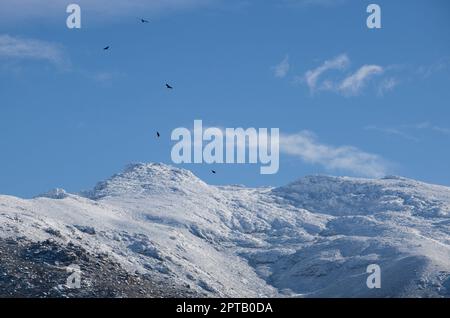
[166,83,173,89]
[156,132,160,138]
[211,170,217,174]
[141,18,150,23]
[103,46,110,50]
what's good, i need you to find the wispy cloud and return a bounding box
[297,55,449,98]
[338,65,383,96]
[303,54,350,92]
[365,125,420,142]
[417,57,450,78]
[82,70,124,84]
[432,126,450,135]
[0,34,68,68]
[366,121,450,141]
[279,131,388,178]
[377,77,399,96]
[272,55,290,78]
[191,124,389,177]
[0,34,125,79]
[299,54,388,96]
[410,122,450,136]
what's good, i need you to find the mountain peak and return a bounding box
[83,162,207,200]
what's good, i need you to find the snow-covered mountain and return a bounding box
[1,163,449,297]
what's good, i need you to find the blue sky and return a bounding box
[0,0,449,197]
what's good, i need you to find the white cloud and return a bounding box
[272,55,290,78]
[0,34,68,67]
[279,131,388,178]
[338,65,383,96]
[299,54,391,96]
[303,54,349,92]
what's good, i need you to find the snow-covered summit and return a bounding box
[84,162,209,199]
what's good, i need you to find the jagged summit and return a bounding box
[83,162,208,200]
[35,188,69,200]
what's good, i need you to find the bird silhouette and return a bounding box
[103,46,110,50]
[141,18,150,23]
[156,132,160,138]
[166,83,173,89]
[211,170,217,174]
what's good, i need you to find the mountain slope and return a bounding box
[0,163,449,297]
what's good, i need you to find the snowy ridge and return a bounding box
[1,162,450,297]
[273,175,450,217]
